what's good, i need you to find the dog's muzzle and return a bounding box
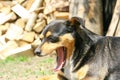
[34,49,42,56]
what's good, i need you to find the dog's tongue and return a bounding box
[54,47,65,71]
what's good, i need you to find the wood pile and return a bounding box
[0,0,69,59]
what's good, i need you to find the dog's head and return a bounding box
[34,17,84,71]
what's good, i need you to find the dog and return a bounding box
[34,17,120,80]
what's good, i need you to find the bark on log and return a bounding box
[69,0,85,18]
[106,0,120,36]
[115,20,120,36]
[69,0,103,35]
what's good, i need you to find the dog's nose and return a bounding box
[34,50,41,56]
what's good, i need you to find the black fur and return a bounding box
[71,17,120,80]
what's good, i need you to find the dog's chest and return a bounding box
[64,60,71,79]
[64,60,78,80]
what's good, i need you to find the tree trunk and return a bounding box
[106,0,120,36]
[69,0,103,35]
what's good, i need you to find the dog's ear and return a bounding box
[64,17,85,32]
[69,17,85,28]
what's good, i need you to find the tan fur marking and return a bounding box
[76,65,89,80]
[70,18,75,25]
[81,77,99,80]
[60,34,75,59]
[40,33,75,58]
[41,42,62,55]
[38,74,59,80]
[46,31,52,37]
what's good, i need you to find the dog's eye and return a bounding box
[48,36,59,43]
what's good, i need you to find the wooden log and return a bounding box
[115,20,120,36]
[0,23,9,35]
[0,35,6,46]
[16,40,29,47]
[69,0,85,18]
[25,12,37,31]
[12,4,30,19]
[0,2,3,9]
[0,40,18,59]
[15,0,25,4]
[15,18,26,29]
[9,12,17,21]
[56,6,69,12]
[54,11,69,19]
[46,16,55,24]
[0,44,33,60]
[0,30,1,36]
[29,0,44,12]
[85,0,103,35]
[25,0,35,10]
[69,0,103,35]
[0,6,11,14]
[25,0,44,31]
[21,31,35,43]
[33,20,46,33]
[5,24,23,40]
[0,1,13,7]
[44,0,69,14]
[44,5,55,15]
[0,13,13,24]
[106,0,120,36]
[12,44,34,57]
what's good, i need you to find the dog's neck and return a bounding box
[71,26,101,72]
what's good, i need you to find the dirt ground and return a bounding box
[0,55,56,80]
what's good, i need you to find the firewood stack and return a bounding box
[0,0,69,59]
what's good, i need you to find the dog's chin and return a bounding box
[35,52,47,57]
[54,47,67,71]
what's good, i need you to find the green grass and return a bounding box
[0,56,28,64]
[0,56,55,80]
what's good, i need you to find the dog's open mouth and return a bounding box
[54,47,66,71]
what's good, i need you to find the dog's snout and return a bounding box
[34,50,41,56]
